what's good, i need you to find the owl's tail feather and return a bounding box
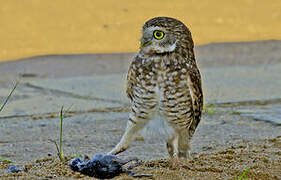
[188,105,203,138]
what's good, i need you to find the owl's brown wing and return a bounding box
[126,59,136,102]
[187,67,203,137]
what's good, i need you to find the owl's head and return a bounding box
[140,17,194,55]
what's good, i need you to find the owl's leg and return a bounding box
[166,140,173,157]
[108,118,146,155]
[167,135,180,167]
[178,130,191,159]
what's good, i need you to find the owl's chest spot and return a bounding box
[137,56,179,110]
[148,67,170,112]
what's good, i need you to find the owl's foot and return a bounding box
[171,156,180,169]
[107,146,127,155]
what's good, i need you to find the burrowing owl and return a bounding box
[109,17,203,162]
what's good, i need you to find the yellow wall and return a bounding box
[0,0,280,61]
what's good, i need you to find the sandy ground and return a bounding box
[0,108,280,179]
[1,0,281,61]
[0,137,280,180]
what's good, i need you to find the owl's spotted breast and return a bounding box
[127,53,197,133]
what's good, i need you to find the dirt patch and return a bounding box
[1,137,280,179]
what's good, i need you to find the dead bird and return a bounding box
[69,153,152,179]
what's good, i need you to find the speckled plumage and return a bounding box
[109,17,203,161]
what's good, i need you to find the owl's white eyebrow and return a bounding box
[145,26,164,32]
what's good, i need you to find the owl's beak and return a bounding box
[140,37,151,48]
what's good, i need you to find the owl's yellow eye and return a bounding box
[153,30,165,40]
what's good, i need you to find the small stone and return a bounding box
[7,164,24,173]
